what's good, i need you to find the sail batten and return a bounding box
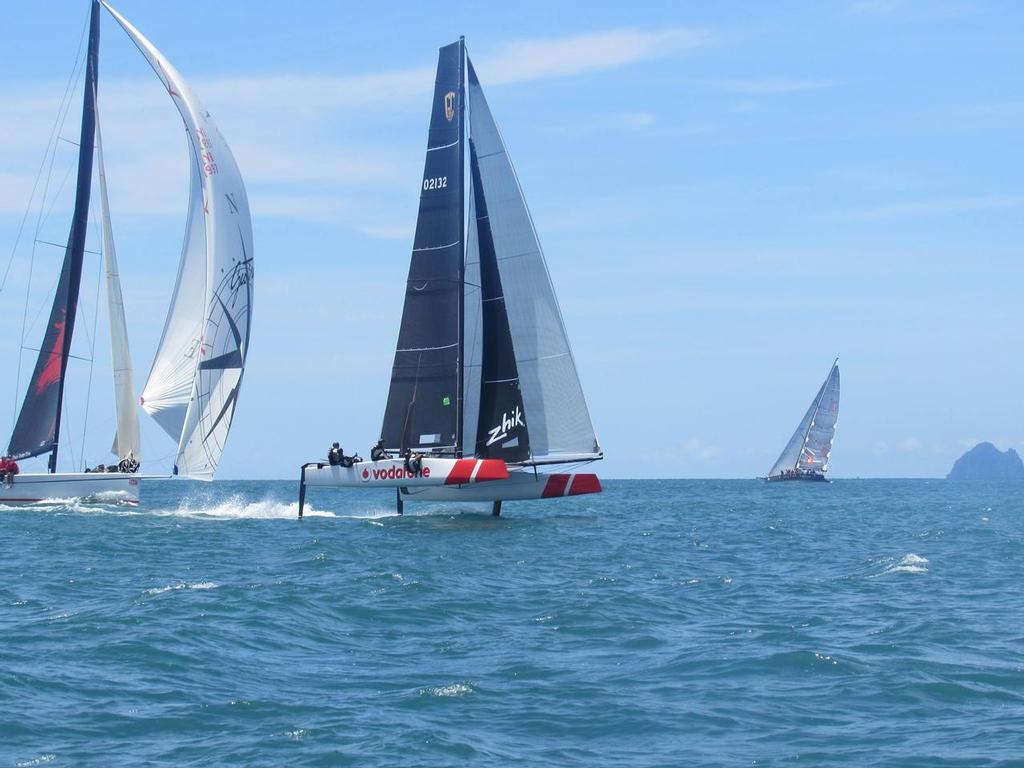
[104,0,252,481]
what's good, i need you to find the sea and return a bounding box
[1,479,1022,767]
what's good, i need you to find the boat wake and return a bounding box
[160,495,334,520]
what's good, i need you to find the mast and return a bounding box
[455,36,466,458]
[7,0,99,470]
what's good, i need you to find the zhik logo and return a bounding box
[486,406,525,446]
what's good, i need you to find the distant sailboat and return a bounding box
[1,1,253,504]
[299,38,602,516]
[766,359,840,483]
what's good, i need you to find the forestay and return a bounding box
[105,1,253,480]
[465,58,600,462]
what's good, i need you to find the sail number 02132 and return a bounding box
[423,176,448,191]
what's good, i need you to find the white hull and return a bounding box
[402,468,602,502]
[302,457,509,489]
[0,472,141,505]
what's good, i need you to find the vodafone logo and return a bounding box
[362,465,431,482]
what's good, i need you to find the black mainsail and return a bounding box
[470,140,529,461]
[380,40,465,455]
[8,0,100,468]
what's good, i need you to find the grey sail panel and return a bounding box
[8,0,100,464]
[801,364,840,471]
[461,164,482,454]
[469,140,529,461]
[465,57,600,462]
[381,40,464,454]
[768,362,839,477]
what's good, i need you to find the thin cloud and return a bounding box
[0,27,707,226]
[481,28,711,84]
[851,194,1024,220]
[710,77,835,94]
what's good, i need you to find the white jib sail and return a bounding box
[104,1,253,480]
[95,106,141,462]
[768,361,840,477]
[466,62,600,462]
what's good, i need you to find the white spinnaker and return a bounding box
[466,61,600,462]
[768,362,839,477]
[105,2,253,480]
[95,108,140,461]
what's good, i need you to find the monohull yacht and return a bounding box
[0,1,253,504]
[765,359,840,483]
[298,38,602,516]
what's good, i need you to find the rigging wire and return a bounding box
[9,9,91,436]
[0,12,90,296]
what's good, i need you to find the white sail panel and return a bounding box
[139,153,207,441]
[105,2,253,480]
[768,362,839,477]
[95,110,141,461]
[466,62,600,462]
[801,364,840,471]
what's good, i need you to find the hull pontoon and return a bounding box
[0,472,140,505]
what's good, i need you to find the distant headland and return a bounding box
[947,442,1024,481]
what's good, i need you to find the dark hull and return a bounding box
[766,473,829,483]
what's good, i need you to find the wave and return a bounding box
[143,581,219,596]
[881,553,929,576]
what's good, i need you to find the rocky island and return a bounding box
[947,442,1024,481]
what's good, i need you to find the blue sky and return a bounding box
[0,0,1021,479]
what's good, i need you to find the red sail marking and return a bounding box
[568,474,602,496]
[35,319,66,394]
[542,474,571,498]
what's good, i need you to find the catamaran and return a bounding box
[0,1,253,505]
[766,359,840,483]
[298,38,602,517]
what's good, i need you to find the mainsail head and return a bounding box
[104,1,253,480]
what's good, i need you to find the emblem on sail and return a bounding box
[486,406,525,447]
[444,91,456,122]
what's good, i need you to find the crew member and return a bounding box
[0,455,19,487]
[328,442,343,466]
[370,439,387,462]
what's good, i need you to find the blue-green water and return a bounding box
[1,479,1022,766]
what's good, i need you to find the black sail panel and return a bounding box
[470,141,530,461]
[380,40,464,453]
[8,0,100,463]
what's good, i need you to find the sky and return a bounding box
[0,0,1021,479]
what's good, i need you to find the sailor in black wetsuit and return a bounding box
[328,442,343,466]
[370,440,387,462]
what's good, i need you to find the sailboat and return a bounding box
[766,359,840,483]
[0,1,253,504]
[299,39,602,516]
